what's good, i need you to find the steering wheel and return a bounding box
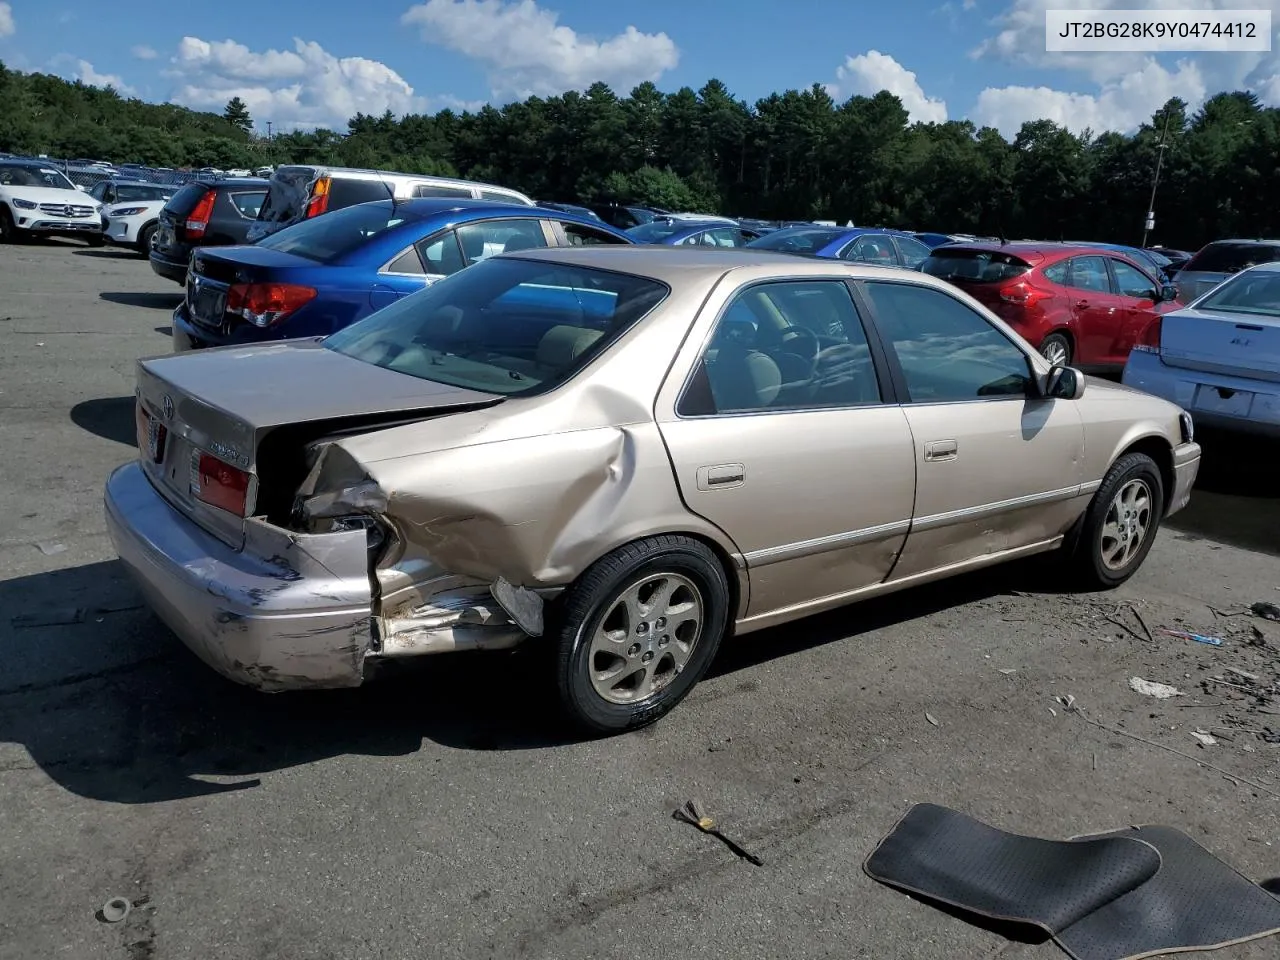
[774,325,821,361]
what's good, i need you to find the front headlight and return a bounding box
[11,198,37,210]
[110,206,148,217]
[1179,411,1194,444]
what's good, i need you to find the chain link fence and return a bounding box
[3,156,271,190]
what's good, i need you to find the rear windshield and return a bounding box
[330,178,396,209]
[325,257,669,396]
[920,248,1032,283]
[746,228,846,254]
[164,182,212,217]
[256,201,409,262]
[626,221,686,243]
[1183,242,1280,275]
[1194,269,1280,317]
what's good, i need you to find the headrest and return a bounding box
[537,325,604,369]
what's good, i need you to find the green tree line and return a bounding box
[2,59,1278,250]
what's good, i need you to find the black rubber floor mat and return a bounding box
[1058,825,1280,960]
[864,804,1280,960]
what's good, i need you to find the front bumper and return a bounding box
[103,217,138,245]
[21,218,102,236]
[1167,441,1200,518]
[104,461,376,691]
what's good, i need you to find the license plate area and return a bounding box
[188,282,227,328]
[135,405,168,463]
[1194,384,1253,418]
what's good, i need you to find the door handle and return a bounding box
[924,439,958,462]
[1075,299,1090,308]
[697,463,745,490]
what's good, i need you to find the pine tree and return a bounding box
[223,97,253,134]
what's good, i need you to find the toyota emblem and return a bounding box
[161,394,175,421]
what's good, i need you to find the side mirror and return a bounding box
[1043,365,1086,401]
[75,184,86,192]
[1158,284,1177,302]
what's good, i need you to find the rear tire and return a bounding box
[553,535,730,735]
[1039,332,1072,366]
[1067,452,1165,589]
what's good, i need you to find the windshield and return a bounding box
[1193,269,1280,317]
[324,257,669,396]
[1184,242,1280,275]
[746,228,846,254]
[116,184,177,202]
[256,201,409,262]
[626,221,686,243]
[920,248,1032,283]
[0,163,76,191]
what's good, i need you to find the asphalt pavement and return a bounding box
[1,240,1278,960]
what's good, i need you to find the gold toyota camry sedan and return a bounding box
[105,246,1201,733]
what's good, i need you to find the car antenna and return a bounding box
[375,166,396,213]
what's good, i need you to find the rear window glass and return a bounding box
[164,183,212,217]
[920,249,1032,284]
[746,228,846,254]
[329,178,395,209]
[1184,242,1280,275]
[1194,269,1280,317]
[256,170,313,224]
[256,202,408,262]
[626,221,685,243]
[325,257,669,396]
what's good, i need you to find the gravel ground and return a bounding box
[1,239,1278,960]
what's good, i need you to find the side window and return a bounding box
[678,280,883,416]
[863,281,1033,402]
[384,246,425,275]
[229,191,265,218]
[412,183,474,199]
[560,221,627,246]
[1110,259,1157,300]
[705,227,740,247]
[846,235,897,264]
[1042,261,1069,284]
[416,230,466,276]
[89,182,108,201]
[1066,256,1111,293]
[455,218,547,264]
[479,189,520,202]
[895,235,931,268]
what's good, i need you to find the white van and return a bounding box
[246,165,535,241]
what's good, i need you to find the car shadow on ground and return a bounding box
[69,396,136,447]
[1166,429,1280,559]
[154,325,172,337]
[100,291,182,309]
[71,248,134,259]
[0,557,1036,805]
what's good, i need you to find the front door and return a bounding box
[1064,255,1127,366]
[655,278,916,619]
[1106,257,1164,366]
[857,278,1086,578]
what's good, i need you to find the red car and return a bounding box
[920,242,1179,372]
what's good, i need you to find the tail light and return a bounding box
[190,451,251,516]
[305,177,331,218]
[226,282,317,327]
[183,188,216,239]
[998,281,1048,306]
[1133,317,1162,354]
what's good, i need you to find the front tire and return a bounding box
[85,231,106,247]
[137,223,158,255]
[553,535,730,734]
[1068,452,1165,589]
[0,207,15,244]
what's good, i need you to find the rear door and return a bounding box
[1062,255,1125,366]
[655,278,916,621]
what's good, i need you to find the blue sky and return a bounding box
[0,0,1278,136]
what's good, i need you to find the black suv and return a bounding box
[149,177,269,285]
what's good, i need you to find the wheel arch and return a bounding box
[1115,434,1175,506]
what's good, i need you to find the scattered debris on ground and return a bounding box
[1129,678,1182,699]
[672,799,763,866]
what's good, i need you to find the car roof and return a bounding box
[353,196,606,225]
[501,244,952,286]
[107,178,178,187]
[932,240,1138,262]
[1204,238,1280,246]
[203,177,271,188]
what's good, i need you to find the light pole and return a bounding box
[1140,112,1172,248]
[266,120,273,140]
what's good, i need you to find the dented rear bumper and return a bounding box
[105,461,376,690]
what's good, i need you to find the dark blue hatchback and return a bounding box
[171,198,633,351]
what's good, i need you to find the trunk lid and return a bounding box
[184,246,319,331]
[1160,306,1280,383]
[134,340,502,547]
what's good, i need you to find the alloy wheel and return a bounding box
[1100,478,1152,571]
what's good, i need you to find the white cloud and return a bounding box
[166,36,434,130]
[0,2,14,38]
[131,45,158,60]
[50,55,136,95]
[969,1,1280,133]
[830,51,948,123]
[401,0,679,98]
[974,57,1206,135]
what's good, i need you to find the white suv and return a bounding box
[0,159,104,245]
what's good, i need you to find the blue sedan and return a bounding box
[171,198,633,351]
[744,225,932,268]
[625,219,762,247]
